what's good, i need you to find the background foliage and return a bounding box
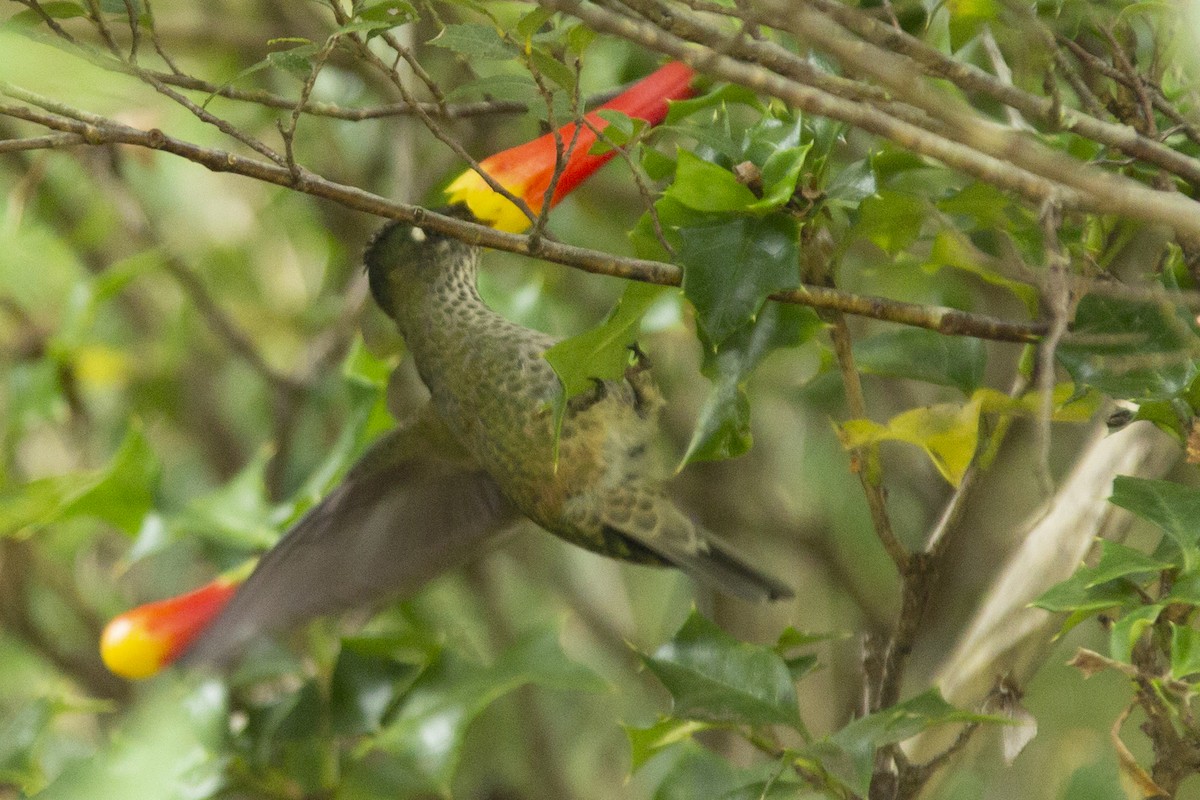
[3,0,1200,798]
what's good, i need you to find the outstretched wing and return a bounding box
[182,407,519,665]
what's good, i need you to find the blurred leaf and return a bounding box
[0,424,157,536]
[366,628,603,792]
[1170,623,1200,680]
[1056,294,1198,401]
[0,698,52,792]
[817,689,1002,795]
[651,742,799,800]
[5,1,86,26]
[1062,758,1130,800]
[36,678,227,800]
[429,23,512,59]
[1108,603,1162,663]
[853,328,986,394]
[682,302,819,465]
[1109,476,1200,572]
[342,335,397,389]
[177,447,281,550]
[331,636,426,735]
[825,156,877,209]
[625,717,713,771]
[853,190,924,254]
[664,83,764,125]
[839,396,982,486]
[926,230,1040,314]
[642,609,804,729]
[678,213,800,348]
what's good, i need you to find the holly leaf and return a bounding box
[678,213,800,349]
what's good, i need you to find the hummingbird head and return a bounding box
[364,207,480,320]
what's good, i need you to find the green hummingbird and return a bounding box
[364,209,793,603]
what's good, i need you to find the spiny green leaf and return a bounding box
[681,302,819,465]
[544,281,667,400]
[667,150,759,213]
[641,609,804,729]
[1109,476,1200,572]
[678,213,800,349]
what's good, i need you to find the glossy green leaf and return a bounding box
[667,150,759,213]
[642,609,803,729]
[681,302,819,465]
[1108,603,1162,663]
[853,328,986,394]
[678,213,800,349]
[544,281,668,400]
[1109,476,1200,572]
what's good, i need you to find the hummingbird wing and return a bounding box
[182,406,519,666]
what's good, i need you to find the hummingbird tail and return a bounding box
[683,531,795,603]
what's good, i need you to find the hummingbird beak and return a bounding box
[100,570,245,679]
[444,61,696,232]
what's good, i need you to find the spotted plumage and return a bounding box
[365,209,792,602]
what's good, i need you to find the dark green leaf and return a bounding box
[681,302,819,464]
[750,143,811,211]
[642,609,803,729]
[1056,294,1198,401]
[331,636,425,735]
[1110,476,1200,571]
[854,328,986,394]
[678,213,800,348]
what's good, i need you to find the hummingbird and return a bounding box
[364,209,793,603]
